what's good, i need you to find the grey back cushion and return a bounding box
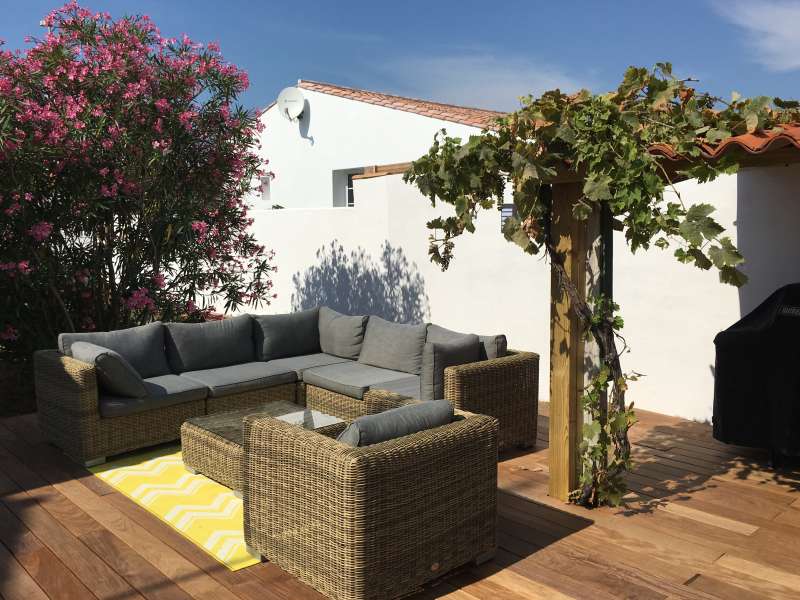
[421,335,481,400]
[58,322,170,378]
[253,307,320,361]
[71,341,148,398]
[336,400,454,447]
[358,316,427,375]
[165,314,254,373]
[318,306,368,360]
[426,324,508,360]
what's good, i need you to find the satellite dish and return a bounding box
[276,87,305,121]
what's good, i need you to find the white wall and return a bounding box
[249,165,800,423]
[256,89,480,208]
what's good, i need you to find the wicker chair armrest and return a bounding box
[361,389,418,413]
[444,350,539,409]
[445,349,538,379]
[33,349,99,415]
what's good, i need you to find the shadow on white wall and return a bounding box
[291,240,430,323]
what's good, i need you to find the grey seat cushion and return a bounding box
[318,306,368,359]
[165,315,254,373]
[99,374,208,418]
[71,341,148,398]
[421,335,481,401]
[265,353,350,378]
[253,308,320,361]
[59,322,170,378]
[337,400,454,447]
[180,362,297,398]
[358,316,426,375]
[427,324,508,360]
[303,361,419,400]
[377,376,421,399]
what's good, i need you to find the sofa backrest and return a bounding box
[426,324,507,360]
[358,316,426,375]
[253,307,320,361]
[58,322,170,378]
[318,306,368,360]
[164,314,254,373]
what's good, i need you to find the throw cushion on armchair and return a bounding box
[70,341,148,398]
[336,399,454,446]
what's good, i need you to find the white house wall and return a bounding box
[257,89,480,209]
[249,164,800,423]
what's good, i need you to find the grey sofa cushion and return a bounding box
[180,362,298,398]
[336,400,454,447]
[303,361,419,400]
[377,376,421,399]
[71,341,148,398]
[265,353,350,378]
[59,322,170,378]
[421,335,481,401]
[358,316,427,375]
[253,308,320,360]
[165,315,254,373]
[99,374,207,418]
[318,306,368,359]
[427,324,508,360]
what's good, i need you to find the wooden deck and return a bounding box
[0,404,798,600]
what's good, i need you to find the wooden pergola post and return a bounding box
[548,182,612,501]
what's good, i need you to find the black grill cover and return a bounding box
[713,283,800,455]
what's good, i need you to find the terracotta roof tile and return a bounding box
[297,80,504,129]
[651,124,800,161]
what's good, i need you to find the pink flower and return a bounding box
[16,260,31,274]
[154,98,169,112]
[126,287,156,311]
[178,110,196,131]
[191,220,208,236]
[28,221,53,242]
[152,272,166,289]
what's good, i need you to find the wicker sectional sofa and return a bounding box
[35,306,539,465]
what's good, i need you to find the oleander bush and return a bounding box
[0,2,274,386]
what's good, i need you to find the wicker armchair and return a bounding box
[306,350,539,449]
[243,393,499,600]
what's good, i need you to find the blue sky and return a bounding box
[2,0,799,111]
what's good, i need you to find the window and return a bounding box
[332,168,363,207]
[259,174,272,204]
[500,203,517,231]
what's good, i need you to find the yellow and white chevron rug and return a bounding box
[89,445,259,571]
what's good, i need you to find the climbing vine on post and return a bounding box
[404,63,800,507]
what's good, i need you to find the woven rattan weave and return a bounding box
[181,399,344,491]
[243,391,499,600]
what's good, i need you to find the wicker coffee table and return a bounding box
[180,400,344,494]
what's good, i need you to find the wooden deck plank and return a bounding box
[0,537,49,600]
[0,404,797,600]
[0,468,141,600]
[0,424,247,600]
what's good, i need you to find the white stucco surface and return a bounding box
[249,87,800,422]
[256,88,480,208]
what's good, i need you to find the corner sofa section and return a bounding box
[35,306,539,465]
